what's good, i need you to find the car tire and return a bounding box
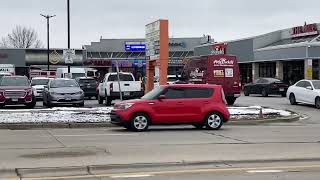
[130,113,150,132]
[26,96,36,109]
[205,112,224,130]
[105,95,112,106]
[47,100,53,108]
[315,97,320,109]
[226,97,236,105]
[192,123,204,129]
[244,88,250,96]
[262,88,268,97]
[289,93,297,105]
[98,95,104,104]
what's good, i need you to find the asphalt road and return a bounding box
[1,95,320,179]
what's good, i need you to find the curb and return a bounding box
[9,157,320,178]
[228,114,301,125]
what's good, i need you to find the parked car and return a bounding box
[31,77,52,99]
[43,78,84,107]
[75,77,98,99]
[243,78,289,97]
[0,76,36,108]
[56,68,86,79]
[98,72,144,106]
[110,84,230,132]
[178,54,241,105]
[287,80,320,108]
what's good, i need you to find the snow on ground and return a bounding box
[0,106,292,124]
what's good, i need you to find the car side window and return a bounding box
[296,81,305,87]
[256,79,264,83]
[305,81,312,88]
[185,88,213,98]
[164,88,185,99]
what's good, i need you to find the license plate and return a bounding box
[124,92,130,96]
[279,88,284,91]
[65,96,71,101]
[87,85,91,88]
[12,98,18,102]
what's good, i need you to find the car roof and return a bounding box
[77,77,95,80]
[162,84,222,89]
[3,75,26,78]
[32,77,51,80]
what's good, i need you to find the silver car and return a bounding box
[43,78,84,107]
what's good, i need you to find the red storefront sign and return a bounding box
[291,23,318,38]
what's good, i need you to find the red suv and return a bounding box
[111,84,230,131]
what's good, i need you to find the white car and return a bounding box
[31,77,52,99]
[287,79,320,108]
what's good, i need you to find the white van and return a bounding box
[56,68,86,79]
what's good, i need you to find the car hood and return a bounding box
[0,86,31,91]
[50,87,82,93]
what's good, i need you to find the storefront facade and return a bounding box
[195,22,320,85]
[83,37,204,80]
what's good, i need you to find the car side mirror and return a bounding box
[158,95,166,100]
[306,86,313,90]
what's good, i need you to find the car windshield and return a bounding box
[79,79,96,84]
[108,74,133,81]
[31,79,50,86]
[141,86,164,100]
[312,81,320,89]
[50,79,79,88]
[72,73,86,79]
[0,77,29,86]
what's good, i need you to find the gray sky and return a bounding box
[0,0,319,48]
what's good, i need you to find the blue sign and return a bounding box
[125,42,146,51]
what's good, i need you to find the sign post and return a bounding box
[63,49,75,78]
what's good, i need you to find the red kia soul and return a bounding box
[110,84,230,131]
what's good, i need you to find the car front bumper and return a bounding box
[49,94,84,104]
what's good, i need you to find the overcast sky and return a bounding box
[0,0,319,48]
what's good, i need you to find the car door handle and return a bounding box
[148,102,155,105]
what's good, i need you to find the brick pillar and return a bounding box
[252,62,259,81]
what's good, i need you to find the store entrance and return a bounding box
[283,60,304,85]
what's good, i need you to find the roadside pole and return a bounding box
[114,53,123,101]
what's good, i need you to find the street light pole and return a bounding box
[67,0,71,73]
[40,14,56,71]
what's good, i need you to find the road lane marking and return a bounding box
[21,164,320,180]
[110,174,153,178]
[247,170,284,173]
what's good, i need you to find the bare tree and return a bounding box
[0,26,43,48]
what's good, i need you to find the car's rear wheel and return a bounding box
[244,88,250,96]
[289,93,297,105]
[26,96,36,109]
[105,96,112,106]
[262,88,268,97]
[205,112,224,130]
[130,113,150,132]
[315,97,320,109]
[98,95,104,104]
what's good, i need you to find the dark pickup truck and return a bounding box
[0,76,36,108]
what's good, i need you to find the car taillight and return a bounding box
[110,83,113,92]
[233,81,240,87]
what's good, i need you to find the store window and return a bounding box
[313,60,319,80]
[283,60,304,85]
[259,62,276,78]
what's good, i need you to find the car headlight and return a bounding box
[26,89,33,96]
[50,92,58,96]
[115,103,135,109]
[75,91,83,95]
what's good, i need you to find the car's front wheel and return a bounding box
[244,88,250,96]
[98,95,104,104]
[130,113,150,132]
[205,112,224,130]
[289,93,297,105]
[315,97,320,109]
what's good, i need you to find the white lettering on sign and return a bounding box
[225,68,234,77]
[190,68,204,78]
[213,58,234,67]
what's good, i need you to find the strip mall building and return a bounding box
[195,23,320,85]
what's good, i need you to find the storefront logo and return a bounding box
[213,58,234,67]
[291,23,318,38]
[169,42,186,48]
[125,42,146,51]
[49,50,61,64]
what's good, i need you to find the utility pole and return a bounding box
[67,0,71,73]
[40,14,56,71]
